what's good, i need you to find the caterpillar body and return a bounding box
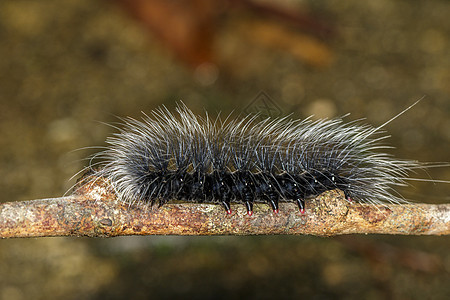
[91,102,424,216]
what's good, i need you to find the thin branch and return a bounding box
[0,176,449,238]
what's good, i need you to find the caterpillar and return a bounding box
[89,101,427,216]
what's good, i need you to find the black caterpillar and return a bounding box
[90,102,425,215]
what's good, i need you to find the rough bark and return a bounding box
[0,176,448,238]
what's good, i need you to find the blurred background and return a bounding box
[0,0,449,299]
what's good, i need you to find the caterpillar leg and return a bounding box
[296,198,305,214]
[239,172,255,216]
[268,194,279,214]
[222,200,232,214]
[344,191,352,202]
[245,201,254,216]
[269,199,279,214]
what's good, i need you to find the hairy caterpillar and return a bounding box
[89,101,430,216]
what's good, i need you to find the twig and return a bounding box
[0,176,448,238]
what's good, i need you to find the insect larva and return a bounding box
[89,101,429,215]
